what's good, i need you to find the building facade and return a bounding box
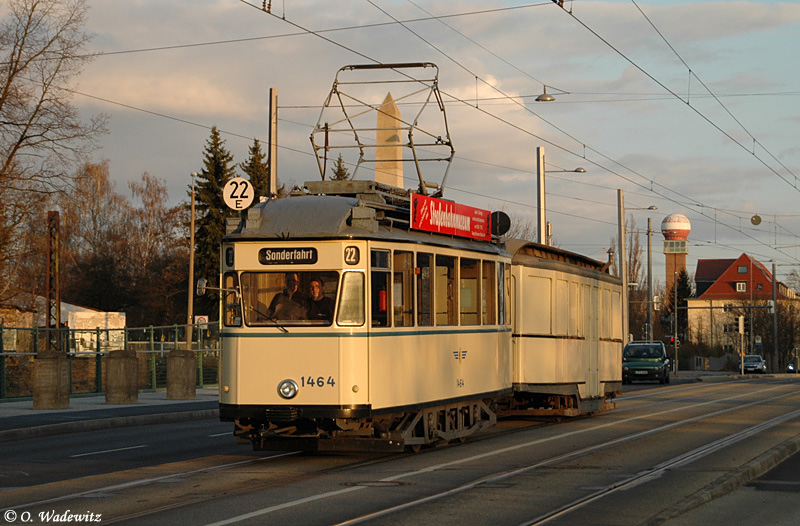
[687,254,796,357]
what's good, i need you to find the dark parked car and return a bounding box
[786,357,797,373]
[622,342,670,384]
[740,354,766,374]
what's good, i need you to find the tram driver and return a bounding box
[266,272,308,320]
[307,277,334,321]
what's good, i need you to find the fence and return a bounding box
[0,323,220,400]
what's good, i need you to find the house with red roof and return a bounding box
[687,254,796,361]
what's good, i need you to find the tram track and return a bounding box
[5,380,799,525]
[520,406,800,526]
[327,382,799,526]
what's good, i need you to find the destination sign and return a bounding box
[258,247,318,265]
[411,194,491,241]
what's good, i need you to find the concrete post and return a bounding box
[33,350,70,409]
[167,349,196,400]
[105,350,138,404]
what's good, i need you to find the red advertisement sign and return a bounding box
[411,194,491,241]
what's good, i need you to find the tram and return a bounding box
[212,63,623,452]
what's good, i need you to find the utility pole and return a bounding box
[187,173,197,327]
[772,260,778,373]
[618,190,628,344]
[673,271,678,373]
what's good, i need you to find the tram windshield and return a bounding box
[240,271,340,326]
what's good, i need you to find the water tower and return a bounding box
[661,213,691,287]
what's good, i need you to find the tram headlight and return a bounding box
[278,379,299,399]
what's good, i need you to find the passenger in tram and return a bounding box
[267,272,308,320]
[307,277,334,321]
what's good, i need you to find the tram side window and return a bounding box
[223,272,242,327]
[482,260,496,325]
[337,272,365,326]
[371,250,391,328]
[460,258,479,325]
[417,252,433,326]
[393,251,414,327]
[498,262,510,325]
[436,255,457,326]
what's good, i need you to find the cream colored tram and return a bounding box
[505,240,623,417]
[218,182,512,452]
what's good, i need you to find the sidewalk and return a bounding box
[0,387,219,443]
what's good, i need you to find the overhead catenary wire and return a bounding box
[630,0,799,189]
[555,1,800,194]
[51,1,800,268]
[357,1,800,263]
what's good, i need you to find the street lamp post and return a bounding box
[535,146,586,246]
[647,217,653,341]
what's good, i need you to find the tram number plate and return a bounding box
[301,376,336,387]
[344,246,360,265]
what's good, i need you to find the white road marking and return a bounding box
[70,445,149,458]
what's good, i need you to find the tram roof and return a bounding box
[507,239,617,281]
[224,185,507,256]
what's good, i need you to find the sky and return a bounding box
[37,0,800,290]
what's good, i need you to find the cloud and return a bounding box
[55,0,800,279]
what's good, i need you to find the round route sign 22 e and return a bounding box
[223,177,255,210]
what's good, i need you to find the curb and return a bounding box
[0,409,219,443]
[646,432,800,525]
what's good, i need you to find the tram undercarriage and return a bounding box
[235,399,498,453]
[496,384,619,418]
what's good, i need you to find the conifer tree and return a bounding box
[330,154,351,181]
[662,268,694,344]
[193,126,236,317]
[240,138,271,201]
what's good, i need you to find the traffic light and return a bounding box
[668,335,675,345]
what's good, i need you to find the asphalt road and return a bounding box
[2,376,799,525]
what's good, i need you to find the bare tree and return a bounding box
[0,0,107,304]
[609,215,646,338]
[128,172,181,272]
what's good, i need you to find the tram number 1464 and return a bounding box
[301,376,336,387]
